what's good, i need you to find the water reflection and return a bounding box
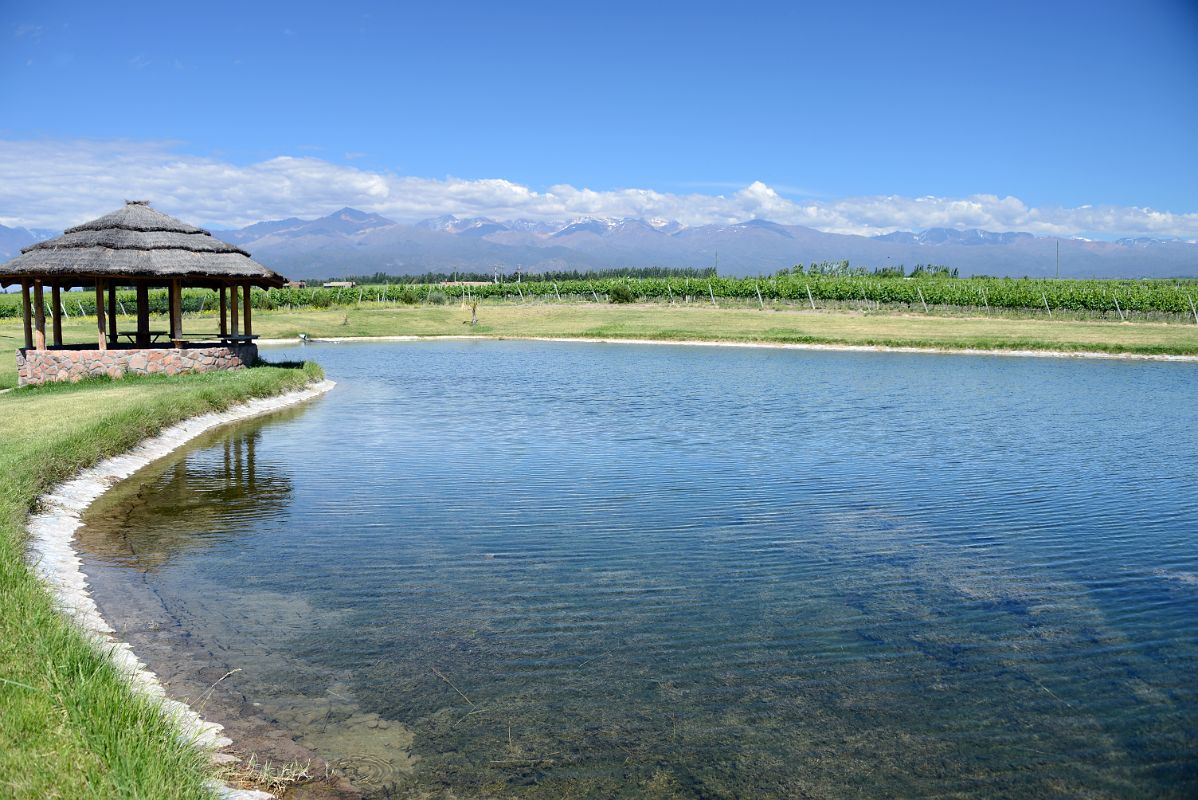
[80,426,293,570]
[75,341,1198,798]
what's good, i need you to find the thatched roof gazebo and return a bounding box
[0,201,287,386]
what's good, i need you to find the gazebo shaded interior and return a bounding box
[6,276,262,351]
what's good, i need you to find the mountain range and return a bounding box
[3,209,1196,280]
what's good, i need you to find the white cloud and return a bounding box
[1,138,1197,239]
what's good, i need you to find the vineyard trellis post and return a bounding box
[1188,294,1198,325]
[592,289,600,303]
[553,282,561,302]
[1112,291,1125,322]
[1041,292,1052,318]
[917,287,929,314]
[806,284,815,310]
[708,282,717,307]
[755,283,764,309]
[980,288,989,313]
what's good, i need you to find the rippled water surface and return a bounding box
[79,341,1198,798]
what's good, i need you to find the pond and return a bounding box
[78,340,1198,798]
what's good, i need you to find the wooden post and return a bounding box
[1041,292,1052,319]
[136,283,150,346]
[170,280,183,347]
[166,282,176,341]
[755,283,764,309]
[51,285,63,346]
[108,283,118,344]
[230,282,240,336]
[806,284,816,310]
[219,286,228,337]
[33,281,46,350]
[242,284,252,336]
[95,281,108,351]
[1188,294,1197,325]
[917,287,929,314]
[20,281,33,349]
[1112,291,1125,322]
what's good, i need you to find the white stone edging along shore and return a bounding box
[258,334,1198,363]
[25,379,336,800]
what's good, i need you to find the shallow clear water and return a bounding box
[80,341,1198,798]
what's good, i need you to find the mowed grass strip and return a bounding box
[6,303,1198,363]
[0,361,322,799]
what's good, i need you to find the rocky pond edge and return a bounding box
[25,378,336,800]
[258,334,1198,362]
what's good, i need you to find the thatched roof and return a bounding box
[0,201,286,287]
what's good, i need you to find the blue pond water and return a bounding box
[79,341,1198,798]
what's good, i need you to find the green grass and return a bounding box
[231,303,1198,355]
[3,302,1196,395]
[0,361,323,798]
[4,303,1198,369]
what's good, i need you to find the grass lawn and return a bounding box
[268,303,1198,355]
[0,361,322,798]
[4,303,1196,387]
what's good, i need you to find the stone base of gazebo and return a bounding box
[16,343,258,387]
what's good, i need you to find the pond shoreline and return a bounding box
[26,379,337,800]
[258,333,1198,362]
[44,341,1198,797]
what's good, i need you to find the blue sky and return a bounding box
[1,0,1197,235]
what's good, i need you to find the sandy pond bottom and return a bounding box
[77,340,1198,798]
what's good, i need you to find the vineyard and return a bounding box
[3,274,1198,320]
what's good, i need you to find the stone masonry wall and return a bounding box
[16,344,258,387]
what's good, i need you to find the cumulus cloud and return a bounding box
[1,138,1196,239]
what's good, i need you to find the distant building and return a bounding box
[323,281,356,288]
[285,280,307,289]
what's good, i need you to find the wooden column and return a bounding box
[20,281,33,349]
[51,284,63,346]
[95,281,108,351]
[33,281,46,351]
[170,280,183,347]
[219,287,228,337]
[108,283,118,345]
[167,282,176,341]
[230,283,240,336]
[136,283,150,346]
[242,284,252,336]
